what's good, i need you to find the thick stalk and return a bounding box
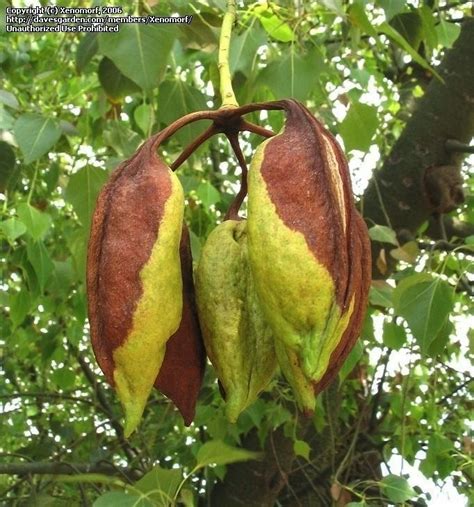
[218,0,238,108]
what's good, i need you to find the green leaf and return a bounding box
[348,3,377,36]
[428,318,453,356]
[93,492,151,507]
[8,290,31,328]
[17,203,52,241]
[98,57,141,101]
[134,466,182,505]
[381,474,416,503]
[158,80,208,147]
[339,340,364,382]
[51,367,76,390]
[419,6,437,50]
[369,282,393,307]
[1,217,26,244]
[65,167,108,230]
[99,25,176,91]
[393,274,454,354]
[103,121,141,158]
[378,0,406,21]
[196,440,261,468]
[390,241,420,264]
[320,0,345,16]
[260,49,324,102]
[293,439,311,461]
[76,33,99,73]
[196,182,220,207]
[0,141,16,192]
[368,225,398,246]
[230,23,267,76]
[26,240,54,293]
[0,106,14,130]
[436,19,460,48]
[134,103,155,137]
[383,321,406,350]
[258,12,294,42]
[339,103,378,152]
[379,22,440,80]
[14,114,62,164]
[0,89,20,110]
[389,12,423,50]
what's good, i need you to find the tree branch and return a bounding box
[0,462,136,479]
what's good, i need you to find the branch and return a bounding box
[0,461,135,479]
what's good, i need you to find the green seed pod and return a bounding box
[195,220,276,422]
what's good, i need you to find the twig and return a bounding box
[0,462,133,478]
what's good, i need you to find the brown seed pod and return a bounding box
[154,225,206,426]
[87,140,184,436]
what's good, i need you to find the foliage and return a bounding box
[0,1,472,505]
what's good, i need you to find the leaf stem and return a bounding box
[218,0,238,108]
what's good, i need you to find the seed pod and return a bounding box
[154,224,206,426]
[247,100,371,413]
[195,220,276,422]
[87,141,184,436]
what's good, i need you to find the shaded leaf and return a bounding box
[76,33,99,73]
[0,141,17,192]
[98,57,140,101]
[379,22,440,80]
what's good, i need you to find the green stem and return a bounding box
[218,0,238,108]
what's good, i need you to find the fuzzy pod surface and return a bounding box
[247,100,371,413]
[87,141,184,436]
[195,220,276,422]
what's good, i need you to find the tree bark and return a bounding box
[363,18,474,275]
